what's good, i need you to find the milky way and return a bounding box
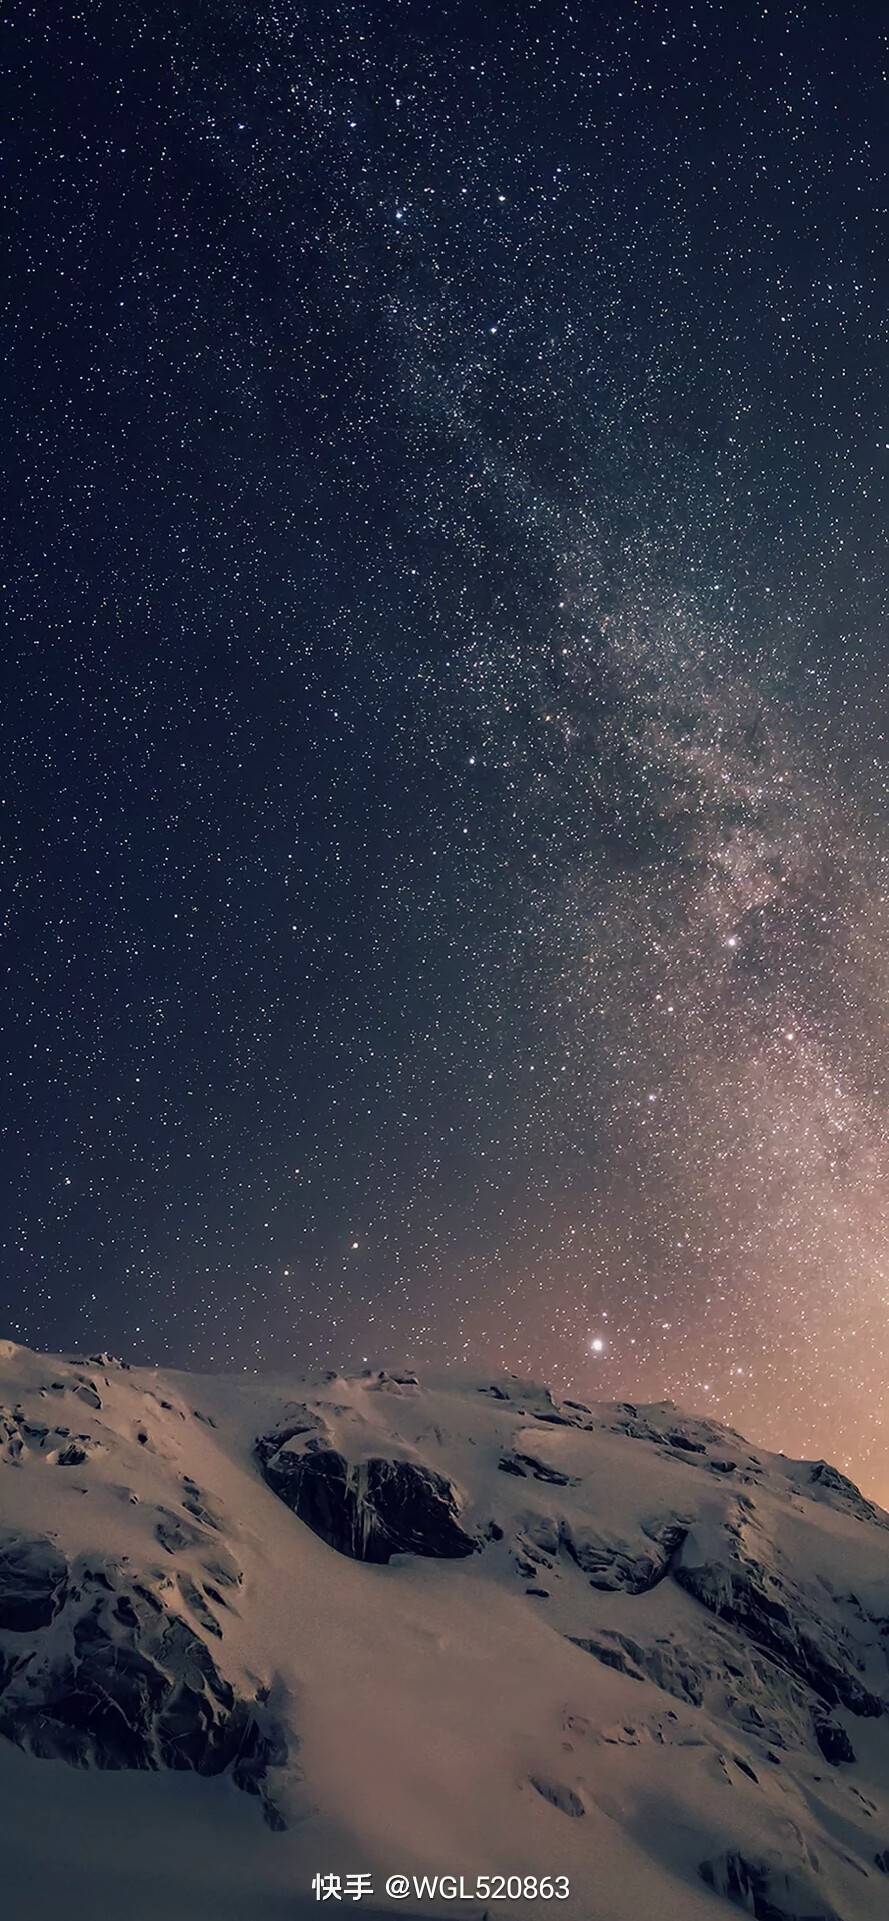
[3,4,889,1496]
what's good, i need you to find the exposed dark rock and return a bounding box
[258,1441,479,1563]
[812,1708,856,1765]
[3,1598,226,1770]
[802,1461,889,1531]
[57,1442,87,1466]
[133,1581,163,1613]
[603,1406,770,1480]
[0,1532,68,1630]
[203,1554,242,1591]
[560,1515,687,1594]
[569,1629,705,1706]
[231,1710,289,1802]
[84,1567,115,1592]
[698,1849,842,1920]
[156,1510,207,1556]
[518,1513,560,1556]
[182,1496,222,1531]
[498,1456,527,1476]
[0,1546,286,1827]
[0,1411,24,1463]
[178,1574,223,1638]
[572,1624,822,1759]
[874,1849,889,1873]
[255,1412,326,1466]
[530,1777,584,1815]
[810,1461,871,1506]
[512,1453,572,1485]
[674,1538,884,1720]
[644,1517,691,1553]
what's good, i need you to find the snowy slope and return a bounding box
[1,1340,889,1921]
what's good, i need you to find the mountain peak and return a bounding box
[1,1345,888,1921]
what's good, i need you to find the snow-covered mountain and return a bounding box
[1,1339,888,1921]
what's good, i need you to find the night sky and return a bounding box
[4,2,889,1495]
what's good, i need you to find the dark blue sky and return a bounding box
[4,1,889,1494]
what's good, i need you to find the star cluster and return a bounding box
[3,2,889,1496]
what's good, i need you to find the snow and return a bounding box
[1,1349,888,1920]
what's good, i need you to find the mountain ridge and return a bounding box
[1,1342,888,1921]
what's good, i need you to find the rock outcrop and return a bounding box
[560,1514,688,1593]
[257,1422,479,1563]
[0,1531,68,1631]
[0,1529,286,1827]
[698,1848,843,1920]
[674,1511,883,1722]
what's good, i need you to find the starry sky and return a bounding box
[4,1,889,1496]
